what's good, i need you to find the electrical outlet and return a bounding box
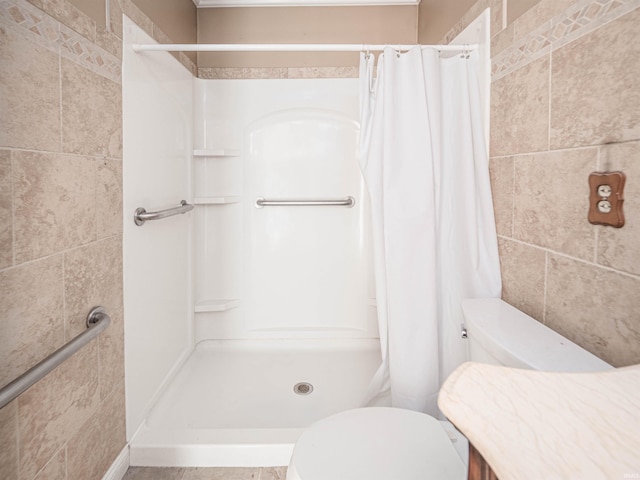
[588,172,625,228]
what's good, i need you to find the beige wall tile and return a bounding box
[491,22,514,56]
[0,401,18,480]
[260,467,287,480]
[511,0,574,40]
[545,254,640,367]
[123,467,186,480]
[96,24,123,60]
[18,340,100,480]
[287,67,359,79]
[513,148,597,260]
[198,67,287,80]
[0,24,60,152]
[33,447,66,480]
[108,0,124,39]
[64,236,123,338]
[66,383,126,480]
[61,58,122,157]
[0,151,12,269]
[490,55,549,157]
[28,0,96,41]
[110,0,153,40]
[98,308,124,400]
[0,255,64,387]
[198,67,246,80]
[13,151,96,264]
[498,237,546,321]
[597,141,640,275]
[182,467,260,480]
[489,157,514,236]
[244,67,290,79]
[97,158,123,238]
[550,8,640,149]
[488,0,504,38]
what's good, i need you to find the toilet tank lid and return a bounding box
[462,298,612,372]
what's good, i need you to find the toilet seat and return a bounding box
[287,407,466,480]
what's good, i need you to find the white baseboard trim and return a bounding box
[102,445,130,480]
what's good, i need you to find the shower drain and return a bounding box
[293,382,314,395]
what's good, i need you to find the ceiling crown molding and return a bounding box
[193,0,419,7]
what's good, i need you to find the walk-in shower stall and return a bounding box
[123,10,489,468]
[123,18,380,467]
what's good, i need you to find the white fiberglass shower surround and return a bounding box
[123,11,490,469]
[124,18,377,467]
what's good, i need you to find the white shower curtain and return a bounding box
[359,47,501,415]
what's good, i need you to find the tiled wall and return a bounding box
[434,0,640,367]
[0,0,192,478]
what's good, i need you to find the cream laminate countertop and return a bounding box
[438,362,640,480]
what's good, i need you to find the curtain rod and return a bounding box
[132,43,478,53]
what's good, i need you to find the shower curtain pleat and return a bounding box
[359,47,501,415]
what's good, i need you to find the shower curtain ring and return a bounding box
[461,44,471,60]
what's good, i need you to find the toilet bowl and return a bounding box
[287,408,466,480]
[287,299,612,480]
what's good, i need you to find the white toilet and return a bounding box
[287,298,612,480]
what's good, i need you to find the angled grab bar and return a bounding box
[255,196,355,208]
[0,307,111,409]
[134,200,194,226]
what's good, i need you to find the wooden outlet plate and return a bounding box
[588,171,625,228]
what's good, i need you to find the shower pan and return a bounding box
[123,18,380,467]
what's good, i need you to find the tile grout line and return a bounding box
[510,156,515,238]
[64,444,68,480]
[62,235,68,343]
[4,146,123,162]
[0,233,122,285]
[3,0,120,84]
[490,143,605,161]
[95,158,100,241]
[496,235,640,281]
[10,150,16,268]
[105,0,110,34]
[491,0,640,82]
[547,49,552,151]
[593,146,601,264]
[542,250,549,325]
[502,0,507,31]
[58,28,64,157]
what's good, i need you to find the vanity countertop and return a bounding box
[438,362,640,479]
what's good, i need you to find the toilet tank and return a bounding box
[462,298,612,372]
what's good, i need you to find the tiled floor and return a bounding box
[123,466,287,480]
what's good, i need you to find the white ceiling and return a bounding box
[193,0,419,7]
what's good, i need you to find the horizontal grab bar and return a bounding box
[255,196,355,208]
[0,307,111,409]
[134,200,194,226]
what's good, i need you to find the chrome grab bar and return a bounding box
[134,200,194,226]
[255,196,355,208]
[0,307,111,409]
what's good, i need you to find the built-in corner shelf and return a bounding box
[195,299,240,313]
[193,149,241,157]
[368,298,377,307]
[193,196,241,205]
